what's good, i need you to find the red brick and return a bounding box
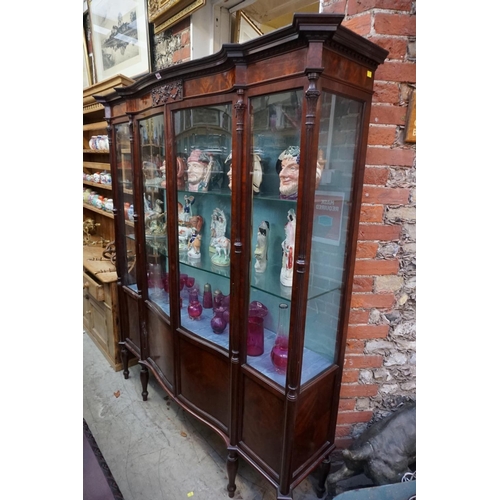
[368,125,397,146]
[352,276,373,292]
[321,0,347,14]
[340,382,380,396]
[362,186,410,204]
[338,399,356,412]
[373,82,399,104]
[354,258,399,275]
[347,0,413,16]
[341,369,360,383]
[348,309,370,324]
[181,30,190,46]
[344,355,383,369]
[337,410,373,424]
[343,13,372,36]
[366,146,415,166]
[368,36,408,60]
[334,437,354,450]
[374,13,416,36]
[375,62,416,83]
[172,45,190,64]
[355,242,378,259]
[370,104,407,126]
[346,339,365,353]
[363,166,389,185]
[335,424,354,437]
[350,292,395,309]
[347,324,390,339]
[358,224,401,241]
[360,205,384,223]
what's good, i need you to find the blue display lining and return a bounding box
[129,285,332,387]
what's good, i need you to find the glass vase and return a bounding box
[271,303,289,373]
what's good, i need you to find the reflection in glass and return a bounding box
[304,92,362,367]
[115,122,137,288]
[174,104,233,346]
[140,114,169,315]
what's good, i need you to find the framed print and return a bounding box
[83,30,91,89]
[89,0,150,82]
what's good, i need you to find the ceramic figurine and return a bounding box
[176,156,187,190]
[211,236,231,267]
[209,208,227,253]
[252,153,263,194]
[277,146,324,200]
[225,153,232,191]
[104,198,114,212]
[254,220,270,274]
[187,149,212,192]
[187,231,202,259]
[280,209,296,287]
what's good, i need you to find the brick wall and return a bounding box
[154,0,417,449]
[321,0,416,449]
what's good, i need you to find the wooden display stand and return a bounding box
[95,14,388,499]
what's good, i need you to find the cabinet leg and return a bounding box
[140,364,149,401]
[121,345,131,379]
[226,450,238,498]
[316,456,331,498]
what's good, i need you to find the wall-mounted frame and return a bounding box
[83,29,91,89]
[89,0,150,82]
[148,0,206,34]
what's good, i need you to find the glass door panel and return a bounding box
[304,92,362,373]
[245,90,303,386]
[115,122,137,290]
[174,104,233,349]
[139,114,169,315]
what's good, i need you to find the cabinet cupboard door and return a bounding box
[245,89,364,387]
[115,122,138,292]
[140,114,170,315]
[173,104,233,349]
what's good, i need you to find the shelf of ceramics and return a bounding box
[83,180,112,190]
[83,161,111,170]
[83,203,114,219]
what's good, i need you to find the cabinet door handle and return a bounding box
[83,281,90,289]
[85,310,92,315]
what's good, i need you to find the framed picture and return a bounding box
[312,191,345,246]
[89,0,150,82]
[83,30,91,89]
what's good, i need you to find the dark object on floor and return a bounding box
[83,419,124,500]
[326,401,416,498]
[332,480,416,500]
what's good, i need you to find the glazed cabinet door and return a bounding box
[113,121,142,355]
[243,88,363,385]
[172,104,233,350]
[140,114,169,314]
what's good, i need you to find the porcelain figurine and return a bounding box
[187,149,212,192]
[254,220,270,274]
[209,208,227,253]
[277,146,324,200]
[187,231,202,259]
[211,236,231,267]
[280,209,296,287]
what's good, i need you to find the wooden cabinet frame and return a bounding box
[95,14,387,499]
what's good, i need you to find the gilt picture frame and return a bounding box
[89,0,150,82]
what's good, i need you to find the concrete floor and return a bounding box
[83,331,329,500]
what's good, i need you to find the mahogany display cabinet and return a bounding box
[95,14,387,499]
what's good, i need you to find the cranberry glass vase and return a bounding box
[271,303,289,373]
